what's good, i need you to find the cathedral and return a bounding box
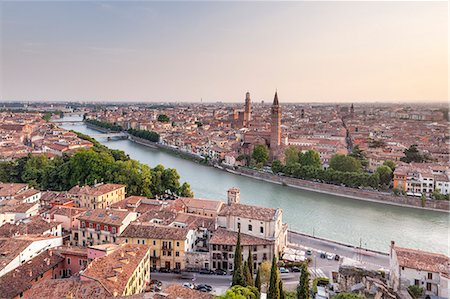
[238,91,284,162]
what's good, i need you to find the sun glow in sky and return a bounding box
[1,1,448,103]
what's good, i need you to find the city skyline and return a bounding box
[1,1,448,103]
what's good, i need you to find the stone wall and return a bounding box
[235,168,450,212]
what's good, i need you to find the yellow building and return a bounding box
[120,223,195,271]
[81,243,150,297]
[69,183,126,209]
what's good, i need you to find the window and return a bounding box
[168,251,172,257]
[426,283,431,292]
[248,224,253,231]
[163,251,166,256]
[253,246,257,251]
[142,239,145,245]
[414,279,419,286]
[428,273,433,279]
[176,251,180,257]
[112,227,117,234]
[153,240,156,246]
[260,227,264,234]
[137,240,140,244]
[176,241,180,247]
[81,221,86,228]
[67,258,71,265]
[89,223,93,228]
[96,224,100,231]
[104,225,108,231]
[125,238,128,243]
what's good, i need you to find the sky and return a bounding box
[0,1,448,103]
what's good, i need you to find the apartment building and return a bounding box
[75,209,137,247]
[68,183,126,209]
[81,244,151,297]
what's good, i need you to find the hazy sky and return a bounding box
[1,1,448,103]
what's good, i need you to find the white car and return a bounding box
[326,253,335,260]
[182,283,195,289]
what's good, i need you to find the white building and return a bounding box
[390,241,450,298]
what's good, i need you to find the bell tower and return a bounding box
[244,92,251,127]
[270,91,281,159]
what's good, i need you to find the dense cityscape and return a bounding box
[1,1,448,299]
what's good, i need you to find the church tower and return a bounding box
[244,92,251,127]
[270,91,281,159]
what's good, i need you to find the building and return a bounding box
[0,183,28,201]
[270,91,281,160]
[0,235,63,278]
[0,250,65,299]
[68,183,126,209]
[120,223,195,271]
[393,165,450,197]
[0,201,40,225]
[0,216,62,238]
[209,227,274,272]
[81,244,151,297]
[75,209,137,247]
[218,188,287,254]
[390,241,450,298]
[54,246,88,278]
[244,91,252,127]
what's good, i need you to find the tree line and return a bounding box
[85,118,124,132]
[128,128,160,143]
[0,131,193,198]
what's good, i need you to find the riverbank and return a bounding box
[231,167,449,213]
[83,121,449,213]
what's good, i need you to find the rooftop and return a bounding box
[121,223,190,240]
[210,228,274,246]
[394,245,449,274]
[219,203,278,222]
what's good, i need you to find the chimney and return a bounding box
[227,187,240,205]
[390,240,395,256]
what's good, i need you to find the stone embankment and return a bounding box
[232,168,449,212]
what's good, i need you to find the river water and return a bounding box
[60,117,448,254]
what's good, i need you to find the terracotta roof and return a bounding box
[0,183,28,197]
[24,279,108,299]
[121,223,190,240]
[0,216,60,237]
[219,203,278,222]
[69,183,125,196]
[210,228,274,246]
[78,209,132,226]
[180,198,224,212]
[48,206,86,218]
[81,244,149,296]
[394,246,450,273]
[0,250,64,298]
[0,238,33,270]
[13,189,40,201]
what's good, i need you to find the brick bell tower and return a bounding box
[244,92,251,127]
[270,91,281,160]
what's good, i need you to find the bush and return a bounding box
[408,285,424,299]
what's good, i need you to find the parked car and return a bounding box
[199,268,214,274]
[150,280,162,287]
[291,266,301,272]
[214,269,227,275]
[159,267,171,273]
[326,253,335,260]
[182,282,195,289]
[179,272,195,279]
[334,254,340,261]
[319,252,326,259]
[279,267,290,273]
[196,284,212,292]
[172,268,181,274]
[306,250,313,256]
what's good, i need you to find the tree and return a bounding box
[285,146,300,166]
[349,145,368,167]
[157,114,170,123]
[252,144,269,166]
[297,263,310,299]
[255,267,261,291]
[376,165,393,187]
[333,293,365,299]
[432,189,449,201]
[401,144,432,163]
[179,182,193,197]
[247,247,254,285]
[268,255,280,299]
[383,160,396,171]
[299,150,321,168]
[408,285,424,299]
[244,261,253,287]
[232,226,246,287]
[329,154,362,173]
[217,285,260,299]
[271,160,284,174]
[259,261,272,290]
[279,279,286,299]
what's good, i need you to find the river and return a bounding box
[60,117,449,254]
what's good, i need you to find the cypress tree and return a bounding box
[279,279,285,299]
[247,247,254,275]
[232,226,246,286]
[244,261,253,287]
[255,267,262,291]
[297,262,310,299]
[268,255,280,299]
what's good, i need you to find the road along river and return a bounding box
[60,118,449,255]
